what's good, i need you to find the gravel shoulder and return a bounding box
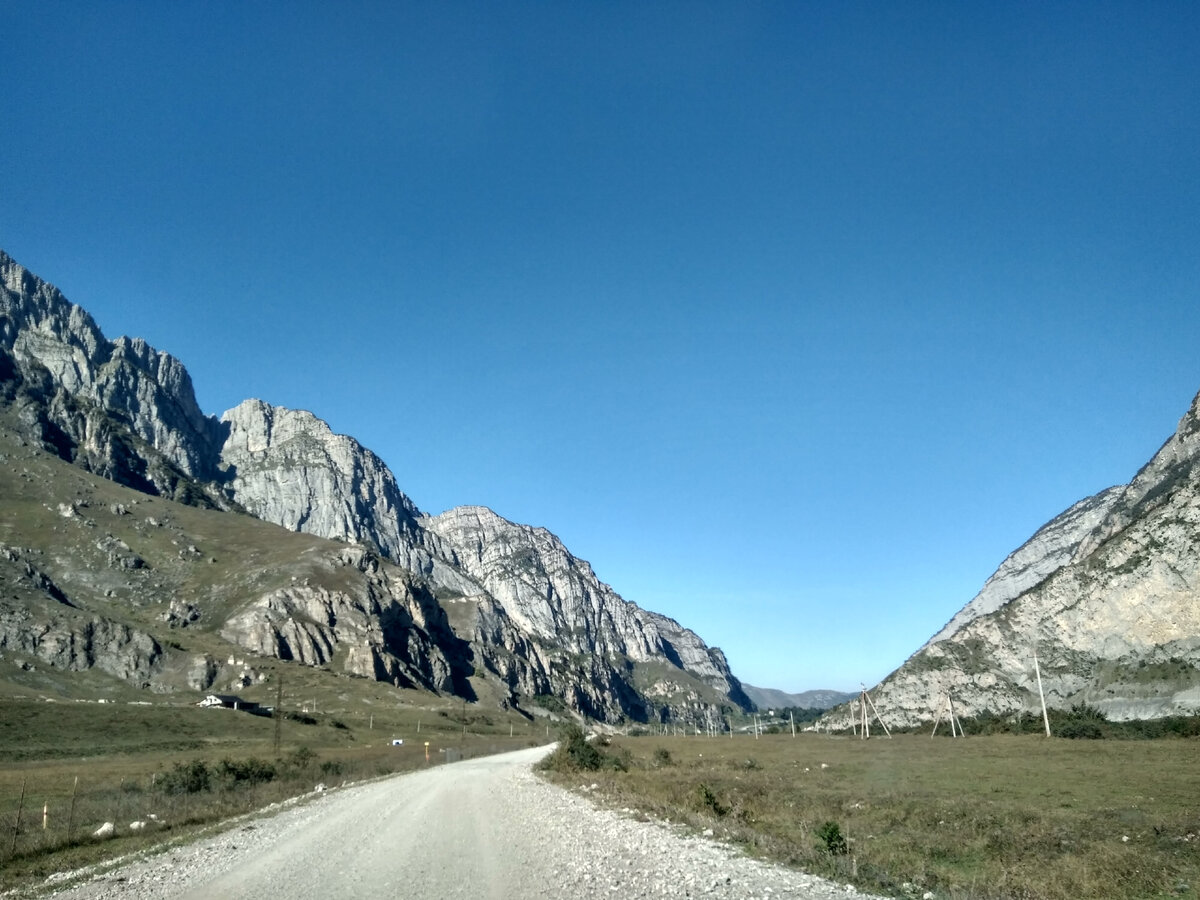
[37,745,881,900]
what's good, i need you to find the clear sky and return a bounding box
[3,2,1199,693]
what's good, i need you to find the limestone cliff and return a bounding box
[218,546,470,694]
[923,486,1125,647]
[425,506,751,722]
[219,400,423,555]
[824,390,1200,729]
[0,249,226,501]
[0,544,165,687]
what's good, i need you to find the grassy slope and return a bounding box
[544,732,1200,900]
[0,412,456,706]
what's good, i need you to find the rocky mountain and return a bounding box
[0,249,750,726]
[0,419,474,701]
[1,253,227,502]
[424,506,751,722]
[740,685,854,711]
[822,391,1200,730]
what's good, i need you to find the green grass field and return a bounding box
[544,731,1200,900]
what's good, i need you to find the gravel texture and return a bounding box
[38,745,883,900]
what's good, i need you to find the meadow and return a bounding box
[544,729,1200,900]
[0,696,547,894]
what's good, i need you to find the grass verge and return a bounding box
[0,699,546,894]
[540,732,1200,900]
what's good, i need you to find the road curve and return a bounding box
[45,745,880,899]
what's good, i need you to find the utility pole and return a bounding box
[273,673,284,755]
[1033,649,1051,737]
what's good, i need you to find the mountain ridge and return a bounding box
[0,248,750,726]
[740,685,854,711]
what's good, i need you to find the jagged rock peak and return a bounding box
[1,250,106,384]
[425,503,751,709]
[0,249,222,480]
[1073,388,1200,561]
[219,398,424,556]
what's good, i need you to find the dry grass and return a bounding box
[0,698,547,893]
[544,732,1200,899]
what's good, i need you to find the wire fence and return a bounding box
[2,736,540,866]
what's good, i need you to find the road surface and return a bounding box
[44,744,879,899]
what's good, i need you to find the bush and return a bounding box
[1057,719,1104,739]
[160,759,212,795]
[536,723,628,773]
[815,820,848,856]
[288,746,318,768]
[652,747,673,767]
[218,757,277,786]
[694,783,727,817]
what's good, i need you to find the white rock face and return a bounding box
[1,250,221,482]
[218,546,459,692]
[425,506,749,710]
[220,400,421,550]
[924,486,1124,647]
[824,389,1200,729]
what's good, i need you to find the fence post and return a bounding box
[11,779,27,855]
[67,776,78,843]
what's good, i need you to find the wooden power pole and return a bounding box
[1033,650,1051,737]
[273,672,284,755]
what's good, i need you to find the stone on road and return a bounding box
[47,745,880,899]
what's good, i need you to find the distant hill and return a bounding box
[741,685,854,711]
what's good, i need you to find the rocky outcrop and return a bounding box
[426,506,752,721]
[823,389,1200,729]
[220,546,469,694]
[0,542,164,686]
[219,400,422,553]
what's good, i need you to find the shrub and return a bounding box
[160,759,212,795]
[815,820,848,856]
[218,757,277,786]
[1057,719,1104,739]
[694,783,727,817]
[288,746,318,768]
[652,747,673,767]
[536,723,627,773]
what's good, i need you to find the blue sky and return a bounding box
[3,2,1199,692]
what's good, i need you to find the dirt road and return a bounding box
[45,745,879,899]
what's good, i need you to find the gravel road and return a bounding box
[42,745,881,900]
